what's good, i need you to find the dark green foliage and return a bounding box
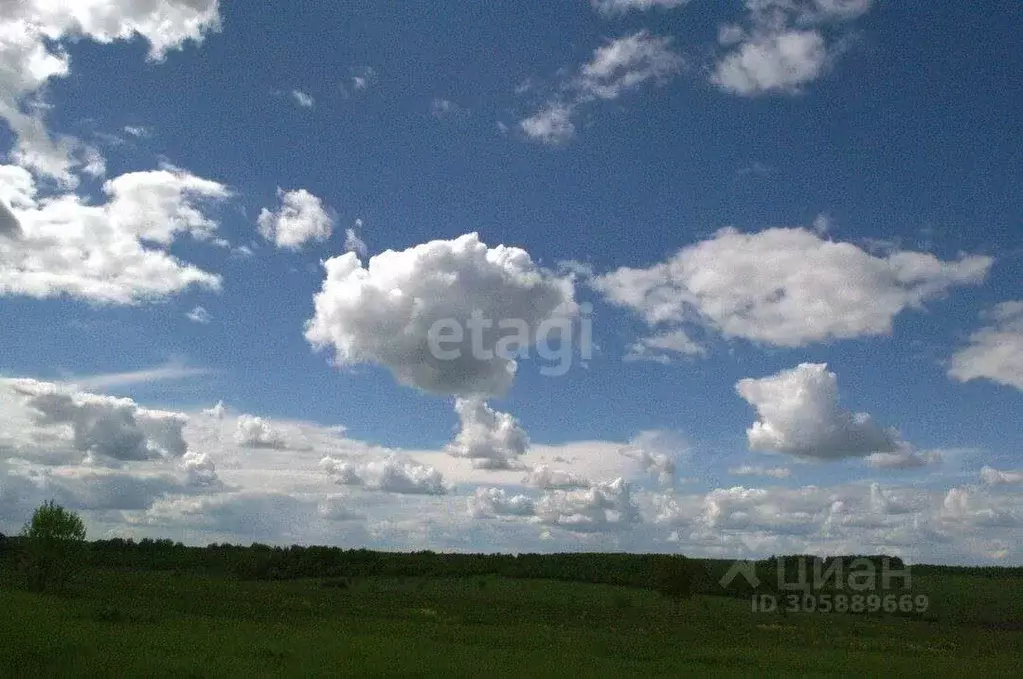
[5,533,1021,607]
[20,500,87,593]
[651,555,696,613]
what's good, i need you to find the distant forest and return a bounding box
[3,533,1021,598]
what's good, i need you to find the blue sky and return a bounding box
[0,1,1021,564]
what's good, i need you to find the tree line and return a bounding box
[3,502,1020,600]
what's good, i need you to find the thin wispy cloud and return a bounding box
[519,31,683,145]
[65,362,210,391]
[291,90,315,108]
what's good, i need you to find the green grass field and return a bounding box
[2,569,1022,677]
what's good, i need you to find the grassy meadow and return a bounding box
[2,565,1023,677]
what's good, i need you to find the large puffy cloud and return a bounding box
[520,31,683,145]
[736,364,906,460]
[712,0,872,96]
[8,378,189,463]
[593,226,991,350]
[0,164,228,304]
[321,455,448,495]
[0,0,221,183]
[305,232,576,397]
[447,398,529,470]
[257,188,335,250]
[949,301,1023,391]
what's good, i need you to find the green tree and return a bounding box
[21,500,87,592]
[652,556,696,615]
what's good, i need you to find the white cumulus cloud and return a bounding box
[535,478,640,532]
[712,0,873,96]
[6,378,189,463]
[0,163,229,304]
[322,455,448,495]
[181,450,219,487]
[736,363,907,460]
[949,301,1023,391]
[592,226,992,350]
[234,414,287,449]
[304,232,576,397]
[447,398,529,470]
[257,188,335,250]
[467,487,536,518]
[0,0,221,183]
